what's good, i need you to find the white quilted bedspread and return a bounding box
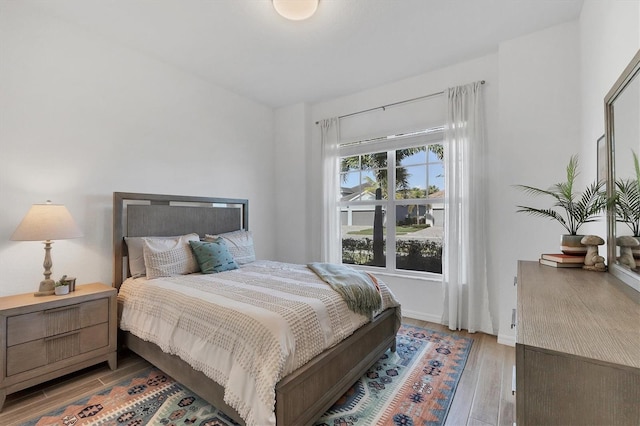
[118,260,400,426]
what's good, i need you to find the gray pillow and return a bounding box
[204,230,255,265]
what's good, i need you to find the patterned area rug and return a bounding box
[26,325,472,426]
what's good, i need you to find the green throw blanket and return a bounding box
[308,262,382,318]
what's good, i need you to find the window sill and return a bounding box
[350,265,443,282]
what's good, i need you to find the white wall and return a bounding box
[274,103,309,263]
[495,22,581,344]
[0,3,276,296]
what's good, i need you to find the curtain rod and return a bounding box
[315,80,485,125]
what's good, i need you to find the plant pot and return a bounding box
[633,236,640,260]
[54,285,69,296]
[561,234,587,255]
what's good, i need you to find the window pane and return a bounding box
[341,155,360,173]
[398,148,426,166]
[340,171,360,188]
[396,164,427,199]
[427,144,444,162]
[362,152,387,169]
[375,169,388,199]
[395,203,443,273]
[341,205,387,267]
[428,163,444,195]
[361,169,378,191]
[340,154,388,201]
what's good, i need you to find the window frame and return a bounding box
[338,128,445,278]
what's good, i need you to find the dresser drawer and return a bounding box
[6,322,109,376]
[6,298,109,347]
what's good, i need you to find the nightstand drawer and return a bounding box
[6,322,109,376]
[6,298,109,347]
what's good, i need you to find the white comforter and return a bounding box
[118,260,400,426]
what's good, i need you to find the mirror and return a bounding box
[605,49,640,292]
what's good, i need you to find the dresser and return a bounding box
[0,283,117,411]
[515,261,640,425]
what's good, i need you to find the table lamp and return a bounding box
[11,201,83,296]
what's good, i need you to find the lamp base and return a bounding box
[34,278,55,297]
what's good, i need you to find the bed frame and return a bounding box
[113,192,400,426]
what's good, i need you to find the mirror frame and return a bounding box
[605,49,640,292]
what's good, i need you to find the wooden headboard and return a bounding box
[113,192,249,289]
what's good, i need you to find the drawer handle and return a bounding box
[46,305,79,314]
[512,365,516,395]
[511,308,517,329]
[44,330,80,341]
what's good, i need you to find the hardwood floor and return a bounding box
[0,319,516,426]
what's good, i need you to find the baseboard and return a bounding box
[497,333,516,347]
[401,309,442,324]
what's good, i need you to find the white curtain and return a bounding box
[442,82,491,333]
[320,117,341,263]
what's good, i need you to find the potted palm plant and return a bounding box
[614,150,640,258]
[515,155,607,255]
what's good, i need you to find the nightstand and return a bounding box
[0,283,117,411]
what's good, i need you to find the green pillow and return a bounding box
[189,239,238,274]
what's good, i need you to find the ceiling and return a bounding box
[23,0,584,108]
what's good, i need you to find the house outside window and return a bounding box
[338,129,444,276]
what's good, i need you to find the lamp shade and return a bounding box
[11,202,83,241]
[272,0,319,20]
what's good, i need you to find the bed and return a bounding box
[113,192,401,426]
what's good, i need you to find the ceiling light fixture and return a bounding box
[272,0,319,21]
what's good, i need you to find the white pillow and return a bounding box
[205,230,255,265]
[143,242,200,279]
[125,233,199,278]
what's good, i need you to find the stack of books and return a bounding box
[539,253,585,268]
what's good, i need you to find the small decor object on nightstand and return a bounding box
[54,275,70,295]
[581,235,606,271]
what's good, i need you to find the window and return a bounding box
[338,130,444,276]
